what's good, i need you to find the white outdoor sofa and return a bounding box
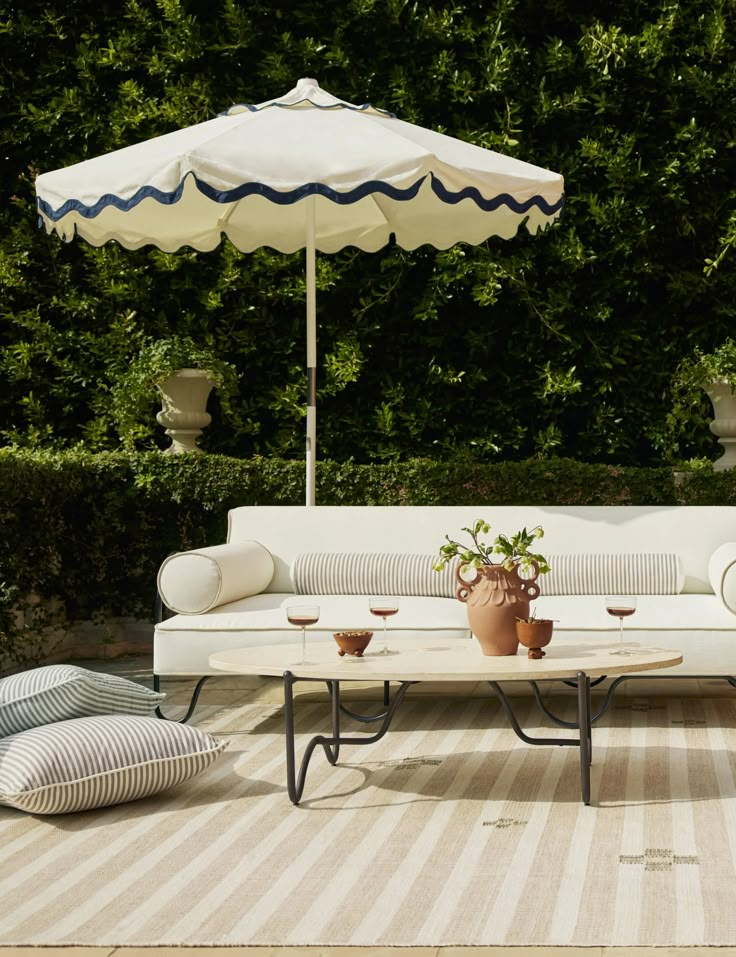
[154,505,736,713]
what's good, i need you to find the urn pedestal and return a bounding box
[156,368,215,455]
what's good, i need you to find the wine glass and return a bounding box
[286,603,320,664]
[604,596,637,656]
[369,596,399,654]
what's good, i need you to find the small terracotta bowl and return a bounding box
[515,619,554,659]
[334,630,373,656]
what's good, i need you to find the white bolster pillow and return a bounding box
[708,542,736,615]
[157,541,274,615]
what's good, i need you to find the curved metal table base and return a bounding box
[153,675,212,723]
[488,675,591,805]
[284,674,416,804]
[282,671,593,806]
[330,680,392,723]
[532,674,736,729]
[529,676,629,728]
[153,673,392,726]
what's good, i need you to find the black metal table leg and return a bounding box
[488,674,594,806]
[154,675,211,723]
[329,679,340,764]
[577,671,592,805]
[283,673,415,805]
[284,671,300,804]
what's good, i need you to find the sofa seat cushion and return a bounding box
[534,593,736,631]
[153,592,736,677]
[154,594,471,675]
[156,593,470,635]
[156,592,736,636]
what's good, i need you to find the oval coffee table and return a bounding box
[209,638,682,807]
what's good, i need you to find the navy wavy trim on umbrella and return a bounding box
[221,98,397,118]
[37,171,565,223]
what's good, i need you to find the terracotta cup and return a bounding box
[515,619,554,659]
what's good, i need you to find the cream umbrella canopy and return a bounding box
[35,77,564,505]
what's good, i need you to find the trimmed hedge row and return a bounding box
[1,448,734,668]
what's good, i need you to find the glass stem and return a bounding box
[383,619,388,655]
[619,617,623,653]
[301,626,306,664]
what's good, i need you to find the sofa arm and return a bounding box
[157,541,274,615]
[708,542,736,615]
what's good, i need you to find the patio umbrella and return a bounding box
[35,77,564,505]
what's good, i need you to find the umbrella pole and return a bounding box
[306,195,317,507]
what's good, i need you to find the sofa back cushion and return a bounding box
[293,552,458,597]
[292,551,682,598]
[542,553,683,595]
[228,506,729,594]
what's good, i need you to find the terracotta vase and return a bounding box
[456,563,541,656]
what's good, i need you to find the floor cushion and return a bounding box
[0,664,165,737]
[0,714,226,814]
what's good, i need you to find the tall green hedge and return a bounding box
[2,0,736,465]
[2,448,734,669]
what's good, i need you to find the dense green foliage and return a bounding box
[2,0,736,464]
[5,447,734,668]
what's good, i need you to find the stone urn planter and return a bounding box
[705,379,736,470]
[456,562,541,655]
[156,368,216,455]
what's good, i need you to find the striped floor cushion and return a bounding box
[0,665,166,737]
[0,715,226,814]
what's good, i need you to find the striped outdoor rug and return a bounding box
[2,692,736,946]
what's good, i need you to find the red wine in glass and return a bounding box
[604,596,637,656]
[369,597,399,654]
[286,604,320,664]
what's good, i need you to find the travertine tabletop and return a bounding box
[209,637,682,682]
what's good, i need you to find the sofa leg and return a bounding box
[153,674,212,723]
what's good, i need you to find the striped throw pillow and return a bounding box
[0,665,166,738]
[293,553,459,597]
[541,553,682,596]
[0,715,226,814]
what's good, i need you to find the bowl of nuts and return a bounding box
[333,630,373,657]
